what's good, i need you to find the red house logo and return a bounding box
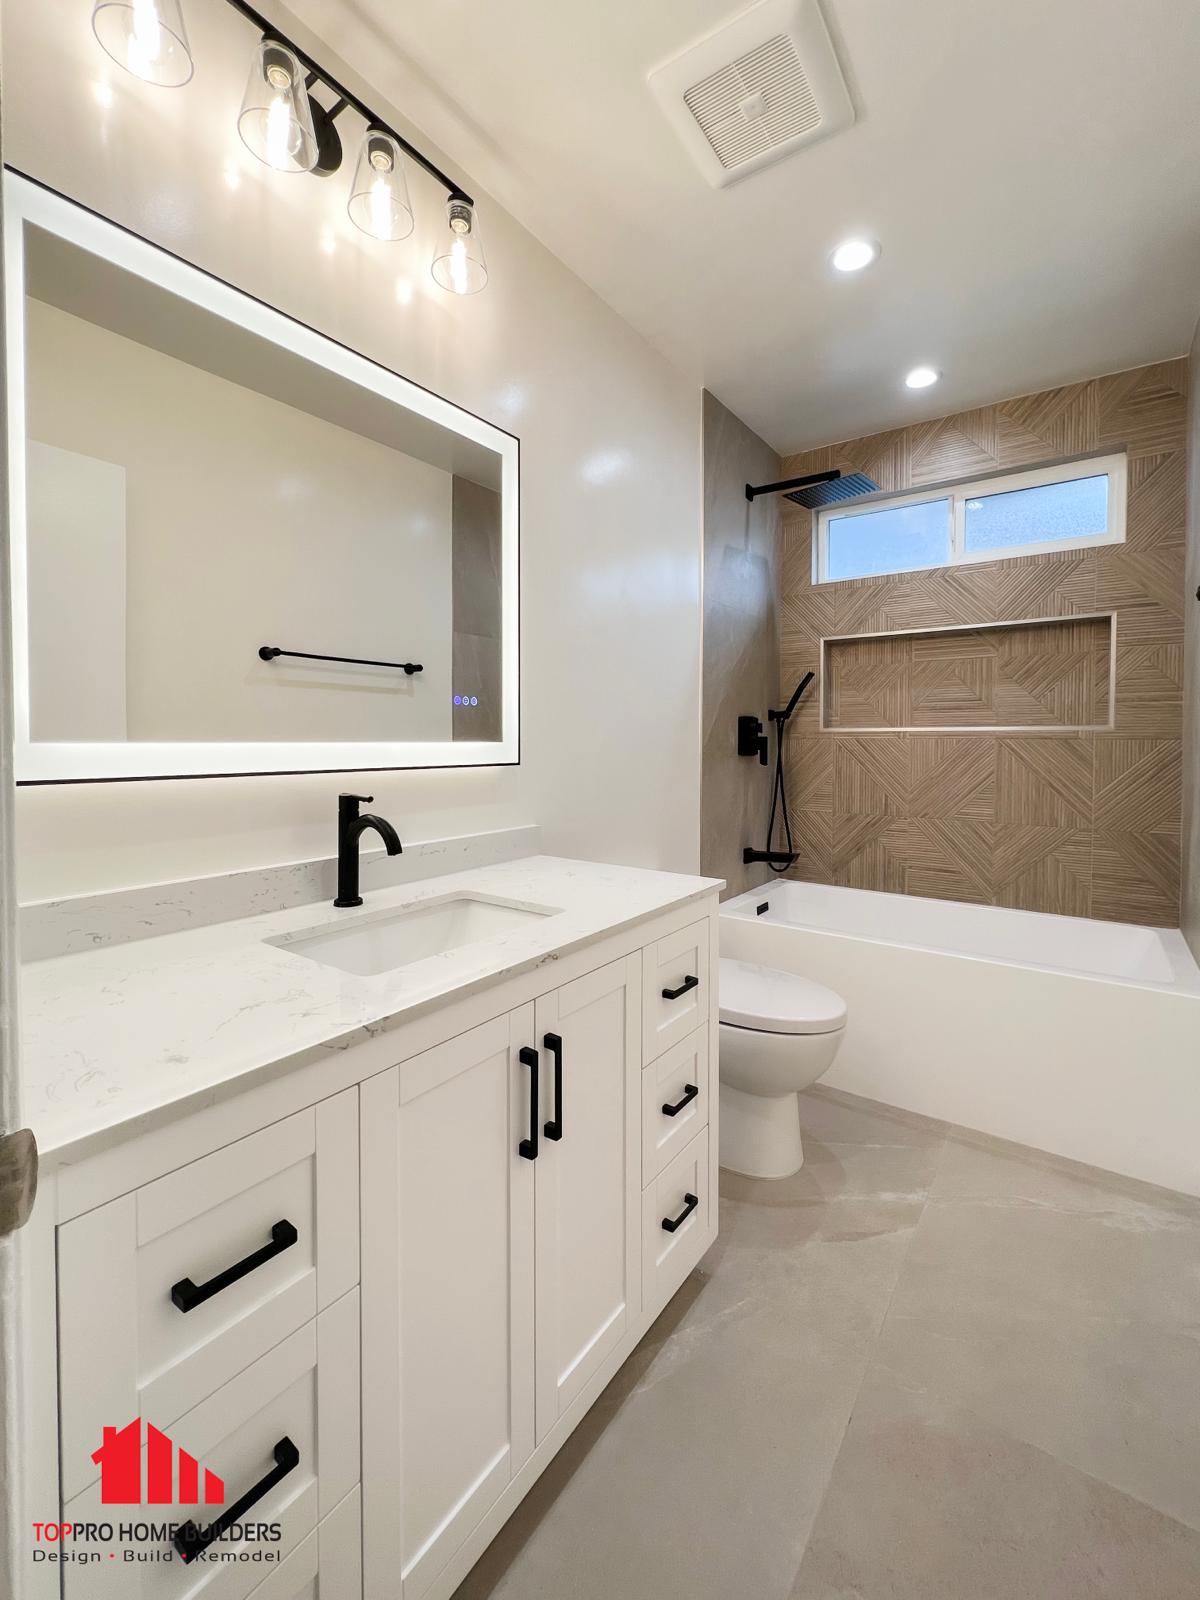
[92,1419,225,1507]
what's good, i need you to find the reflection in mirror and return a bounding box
[9,178,517,780]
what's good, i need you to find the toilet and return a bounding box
[718,957,848,1179]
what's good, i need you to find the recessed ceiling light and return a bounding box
[904,365,940,390]
[830,237,879,273]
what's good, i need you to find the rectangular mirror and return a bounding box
[5,175,519,782]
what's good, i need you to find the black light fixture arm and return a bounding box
[222,0,473,204]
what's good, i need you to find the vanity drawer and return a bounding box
[246,1485,361,1600]
[642,917,710,1061]
[59,1092,359,1502]
[642,1026,710,1184]
[62,1291,360,1600]
[642,1127,712,1316]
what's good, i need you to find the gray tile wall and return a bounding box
[1184,324,1200,961]
[701,391,783,899]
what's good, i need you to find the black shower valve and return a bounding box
[737,714,769,765]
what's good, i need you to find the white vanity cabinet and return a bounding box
[359,953,643,1599]
[27,883,719,1600]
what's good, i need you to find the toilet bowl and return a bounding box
[718,957,847,1179]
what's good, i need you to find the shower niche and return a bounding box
[821,613,1116,733]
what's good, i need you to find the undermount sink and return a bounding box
[270,893,560,978]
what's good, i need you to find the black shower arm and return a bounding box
[745,471,841,502]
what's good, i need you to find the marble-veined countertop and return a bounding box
[21,855,721,1162]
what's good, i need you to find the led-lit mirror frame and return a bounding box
[4,173,520,782]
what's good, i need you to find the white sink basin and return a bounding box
[270,893,559,978]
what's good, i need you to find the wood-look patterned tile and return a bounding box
[1094,737,1183,834]
[992,826,1093,917]
[1091,830,1181,926]
[995,736,1094,827]
[832,736,910,816]
[1112,642,1183,736]
[908,736,997,821]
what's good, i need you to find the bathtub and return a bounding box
[721,881,1200,1196]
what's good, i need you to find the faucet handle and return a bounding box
[339,792,373,807]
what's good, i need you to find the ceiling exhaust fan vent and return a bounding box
[683,35,820,171]
[649,0,854,188]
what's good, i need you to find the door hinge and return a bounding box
[0,1128,38,1236]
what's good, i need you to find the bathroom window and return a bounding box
[815,453,1127,583]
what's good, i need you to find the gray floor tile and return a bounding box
[877,1304,1200,1532]
[891,1182,1200,1328]
[455,1159,925,1600]
[798,1086,947,1149]
[456,1090,1200,1600]
[790,1370,1200,1600]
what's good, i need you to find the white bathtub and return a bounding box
[721,881,1200,1196]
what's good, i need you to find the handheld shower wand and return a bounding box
[743,671,815,871]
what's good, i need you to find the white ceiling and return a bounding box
[290,0,1200,453]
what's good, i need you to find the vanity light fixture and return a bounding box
[237,38,322,174]
[431,197,488,296]
[91,0,485,292]
[92,0,194,87]
[348,129,414,242]
[904,365,941,389]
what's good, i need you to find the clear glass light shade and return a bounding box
[92,0,193,86]
[431,198,488,295]
[238,39,318,173]
[347,130,414,241]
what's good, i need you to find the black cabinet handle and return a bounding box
[662,1193,699,1233]
[661,974,699,1001]
[519,1046,539,1160]
[543,1033,563,1141]
[662,1083,699,1118]
[171,1220,298,1314]
[173,1437,300,1563]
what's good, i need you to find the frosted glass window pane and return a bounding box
[964,475,1108,553]
[825,498,950,581]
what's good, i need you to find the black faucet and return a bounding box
[335,793,403,908]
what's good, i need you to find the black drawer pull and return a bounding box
[171,1220,298,1314]
[662,1192,699,1233]
[543,1032,564,1141]
[662,1083,699,1118]
[661,974,699,1001]
[519,1045,539,1160]
[173,1436,300,1563]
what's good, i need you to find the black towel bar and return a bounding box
[259,646,423,675]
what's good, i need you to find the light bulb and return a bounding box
[347,130,414,242]
[431,197,487,295]
[92,0,193,87]
[904,365,941,390]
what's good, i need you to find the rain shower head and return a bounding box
[744,469,879,509]
[783,471,878,508]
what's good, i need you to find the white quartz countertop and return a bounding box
[21,855,720,1162]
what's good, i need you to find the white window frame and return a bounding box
[814,452,1127,585]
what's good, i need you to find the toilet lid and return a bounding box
[718,957,847,1036]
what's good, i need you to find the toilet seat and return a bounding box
[718,957,847,1037]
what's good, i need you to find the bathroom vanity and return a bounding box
[18,855,720,1599]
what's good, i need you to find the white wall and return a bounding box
[26,298,453,743]
[2,0,702,900]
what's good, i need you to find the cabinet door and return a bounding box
[534,955,641,1442]
[360,1011,536,1600]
